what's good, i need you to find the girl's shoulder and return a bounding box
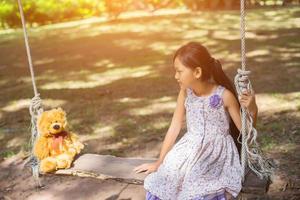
[185,87,192,96]
[215,85,226,95]
[185,85,225,98]
[221,87,238,108]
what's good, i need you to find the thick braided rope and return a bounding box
[17,0,43,187]
[28,94,43,187]
[236,0,275,182]
[239,0,247,181]
[234,70,274,181]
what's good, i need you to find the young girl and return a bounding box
[133,42,258,200]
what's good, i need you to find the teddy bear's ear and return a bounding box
[57,107,67,118]
[56,107,65,113]
[56,107,63,112]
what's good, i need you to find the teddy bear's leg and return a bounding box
[56,153,73,169]
[40,157,57,173]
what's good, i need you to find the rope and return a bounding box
[17,0,43,187]
[235,0,275,182]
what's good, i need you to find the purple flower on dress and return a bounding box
[209,94,222,109]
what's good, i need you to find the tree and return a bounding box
[183,0,240,10]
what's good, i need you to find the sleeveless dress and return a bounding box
[144,85,242,200]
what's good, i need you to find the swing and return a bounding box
[17,0,275,197]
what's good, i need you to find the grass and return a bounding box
[0,7,299,187]
[0,150,16,158]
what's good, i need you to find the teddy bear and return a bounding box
[34,107,84,173]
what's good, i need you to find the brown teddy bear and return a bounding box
[34,107,84,173]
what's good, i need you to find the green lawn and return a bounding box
[0,7,299,190]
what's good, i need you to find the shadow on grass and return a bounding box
[0,7,299,186]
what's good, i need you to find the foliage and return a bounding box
[0,0,298,28]
[0,0,106,28]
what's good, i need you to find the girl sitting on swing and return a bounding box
[134,42,258,200]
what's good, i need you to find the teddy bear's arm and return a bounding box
[69,132,84,153]
[34,136,50,160]
[69,132,79,142]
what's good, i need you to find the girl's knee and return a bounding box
[225,192,233,200]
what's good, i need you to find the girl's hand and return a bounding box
[133,161,161,175]
[238,89,258,116]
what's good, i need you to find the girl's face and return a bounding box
[174,57,200,89]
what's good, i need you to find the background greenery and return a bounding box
[0,0,299,28]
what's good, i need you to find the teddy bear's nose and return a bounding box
[53,124,60,130]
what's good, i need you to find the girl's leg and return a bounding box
[193,192,227,200]
[225,191,232,200]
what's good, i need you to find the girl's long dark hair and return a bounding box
[173,42,241,154]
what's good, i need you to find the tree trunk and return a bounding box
[224,0,240,9]
[209,0,222,9]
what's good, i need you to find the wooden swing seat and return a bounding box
[55,154,271,196]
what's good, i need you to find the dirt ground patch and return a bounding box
[0,7,299,200]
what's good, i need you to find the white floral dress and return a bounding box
[144,85,242,200]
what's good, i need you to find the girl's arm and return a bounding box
[133,88,186,174]
[223,89,258,131]
[157,88,186,164]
